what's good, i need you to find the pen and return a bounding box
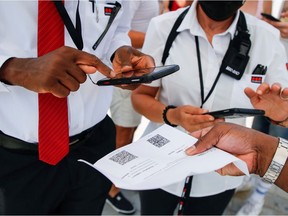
[95,0,99,23]
[252,64,267,75]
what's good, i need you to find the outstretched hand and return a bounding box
[186,122,278,177]
[245,82,288,123]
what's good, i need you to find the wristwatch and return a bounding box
[262,137,288,184]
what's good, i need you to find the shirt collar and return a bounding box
[177,0,241,40]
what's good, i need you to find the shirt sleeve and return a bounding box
[0,56,13,92]
[141,15,169,87]
[264,32,288,86]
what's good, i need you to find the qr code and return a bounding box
[109,150,137,165]
[147,134,170,148]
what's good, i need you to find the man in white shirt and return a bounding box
[0,1,154,214]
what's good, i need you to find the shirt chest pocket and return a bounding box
[80,1,122,50]
[230,74,266,108]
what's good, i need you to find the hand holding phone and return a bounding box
[204,108,265,119]
[96,64,180,86]
[261,13,280,22]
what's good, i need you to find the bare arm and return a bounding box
[128,30,146,49]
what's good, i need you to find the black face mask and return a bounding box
[199,0,245,21]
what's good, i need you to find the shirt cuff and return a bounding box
[0,56,13,92]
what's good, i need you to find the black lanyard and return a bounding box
[195,36,222,108]
[92,2,121,50]
[54,1,121,51]
[177,176,193,216]
[54,0,83,50]
[195,12,250,108]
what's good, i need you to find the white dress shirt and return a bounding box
[0,1,131,142]
[141,1,288,197]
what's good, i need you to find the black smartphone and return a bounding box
[204,108,265,119]
[261,13,280,22]
[96,64,180,86]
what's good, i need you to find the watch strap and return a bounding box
[262,137,288,184]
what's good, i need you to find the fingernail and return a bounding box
[110,70,116,77]
[185,145,196,155]
[256,90,262,95]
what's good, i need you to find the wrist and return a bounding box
[162,105,177,127]
[0,57,15,85]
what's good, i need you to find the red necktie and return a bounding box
[38,0,69,165]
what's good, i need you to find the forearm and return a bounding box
[131,91,166,123]
[274,161,288,192]
[128,30,145,49]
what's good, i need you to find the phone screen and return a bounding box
[96,64,180,86]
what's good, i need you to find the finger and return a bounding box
[74,51,114,77]
[244,87,257,99]
[187,121,219,133]
[113,46,134,70]
[117,84,139,90]
[185,128,218,155]
[255,82,270,95]
[185,106,209,115]
[67,64,88,84]
[78,65,97,74]
[91,58,114,78]
[49,83,70,98]
[215,164,245,176]
[281,87,288,99]
[59,71,81,92]
[131,55,155,72]
[270,82,282,95]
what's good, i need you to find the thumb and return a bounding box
[244,87,257,99]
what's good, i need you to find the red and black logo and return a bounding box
[104,7,113,16]
[251,76,263,84]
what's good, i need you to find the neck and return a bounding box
[197,3,234,43]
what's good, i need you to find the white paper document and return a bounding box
[79,125,249,190]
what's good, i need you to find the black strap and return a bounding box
[219,12,251,80]
[162,10,249,65]
[54,0,121,52]
[54,0,83,50]
[92,2,121,50]
[177,176,193,216]
[161,7,190,65]
[196,36,222,108]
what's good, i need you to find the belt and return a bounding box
[0,126,95,152]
